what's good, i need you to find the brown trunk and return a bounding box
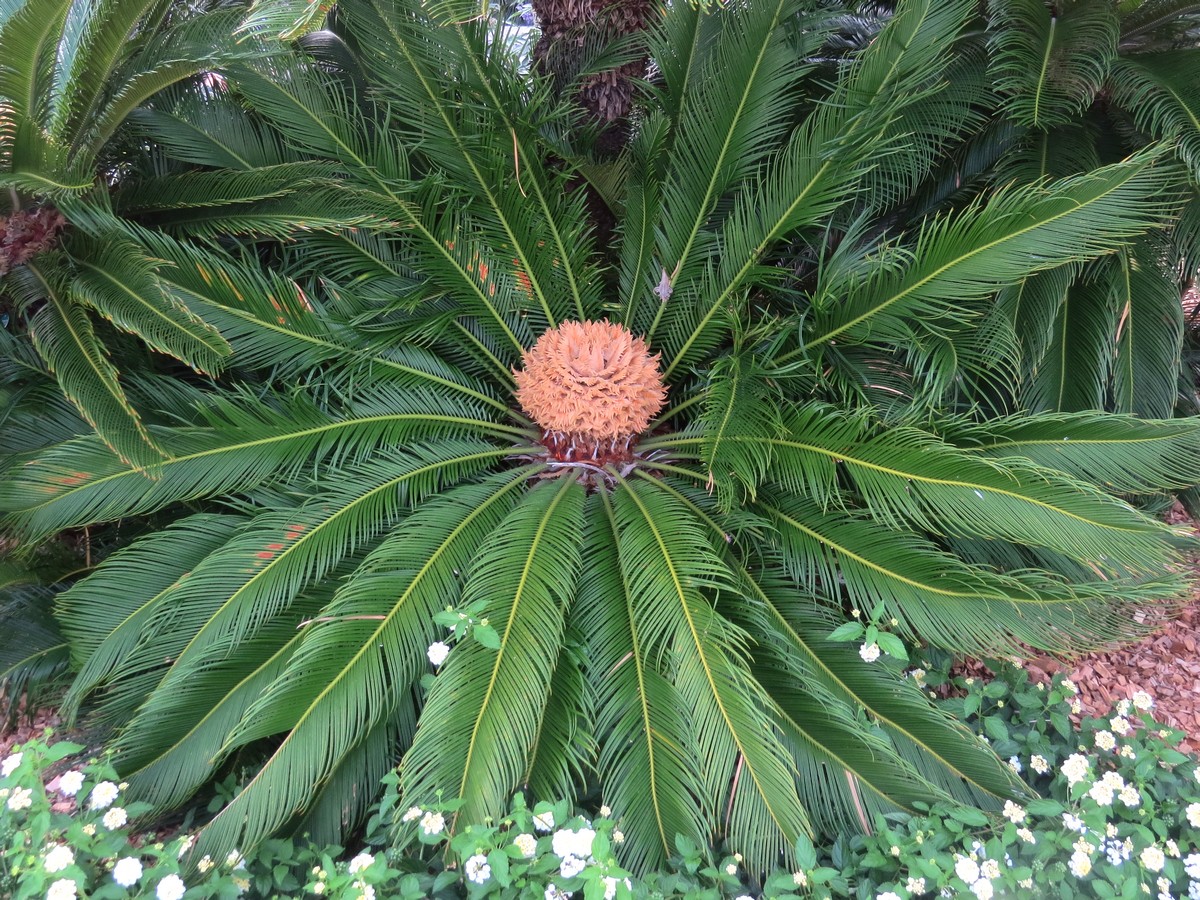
[530,0,655,157]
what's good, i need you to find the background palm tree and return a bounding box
[1,0,1199,878]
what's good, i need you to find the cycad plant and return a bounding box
[2,0,1199,875]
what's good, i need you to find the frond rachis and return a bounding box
[514,320,666,474]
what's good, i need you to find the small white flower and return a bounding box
[57,771,84,797]
[465,854,491,884]
[513,833,538,858]
[89,781,120,810]
[559,854,586,878]
[1167,840,1180,858]
[1117,699,1132,716]
[907,877,927,893]
[81,824,96,836]
[232,876,250,895]
[981,858,1001,879]
[1186,852,1200,879]
[859,642,881,663]
[46,879,78,900]
[1141,846,1166,872]
[972,879,994,900]
[427,641,450,666]
[1002,800,1025,823]
[602,876,631,900]
[955,856,981,884]
[599,804,611,817]
[1061,753,1090,785]
[1132,691,1154,711]
[533,810,555,832]
[1061,677,1078,694]
[43,845,75,873]
[225,850,245,869]
[1119,785,1142,807]
[1073,836,1093,855]
[176,835,195,858]
[113,857,144,887]
[1119,744,1137,759]
[1061,814,1085,837]
[348,852,375,874]
[1016,828,1036,844]
[1007,755,1022,774]
[103,807,128,830]
[1089,780,1116,806]
[355,881,375,900]
[725,863,737,875]
[1095,730,1116,751]
[6,786,32,810]
[611,830,624,844]
[793,870,808,886]
[1111,716,1131,735]
[1187,802,1200,828]
[1030,754,1050,775]
[401,805,422,822]
[420,811,445,835]
[1069,851,1092,877]
[1,751,23,777]
[197,856,215,874]
[156,874,187,900]
[877,893,902,900]
[1070,697,1083,714]
[545,884,572,900]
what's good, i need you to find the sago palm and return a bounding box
[2,0,1199,875]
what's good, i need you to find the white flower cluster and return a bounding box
[1001,800,1025,824]
[58,770,84,797]
[427,641,450,666]
[1,751,23,777]
[348,852,375,874]
[513,833,538,858]
[156,874,186,900]
[88,781,120,810]
[43,844,75,873]
[1101,835,1132,866]
[953,852,1000,900]
[1187,801,1200,828]
[1061,753,1091,785]
[465,854,491,884]
[46,880,77,900]
[552,825,595,880]
[113,857,143,888]
[6,786,32,811]
[859,642,881,663]
[1029,754,1050,775]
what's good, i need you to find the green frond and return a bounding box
[1110,246,1184,418]
[613,475,809,872]
[524,628,596,804]
[0,392,517,540]
[238,0,332,41]
[947,412,1200,495]
[58,513,246,713]
[1025,271,1115,412]
[0,0,71,123]
[127,85,294,170]
[700,352,784,511]
[189,469,535,862]
[993,264,1079,393]
[801,145,1182,356]
[69,235,232,374]
[25,266,167,469]
[402,476,585,830]
[577,492,708,872]
[988,0,1119,129]
[113,163,339,215]
[1109,51,1200,182]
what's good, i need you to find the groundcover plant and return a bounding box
[2,0,1200,877]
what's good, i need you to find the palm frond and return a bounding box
[800,145,1181,357]
[0,391,520,540]
[1111,245,1184,418]
[70,235,231,374]
[946,412,1200,495]
[25,264,167,469]
[1109,51,1200,182]
[402,476,584,829]
[1025,272,1115,412]
[613,474,809,872]
[58,513,246,716]
[0,0,71,124]
[188,469,535,862]
[576,491,708,872]
[988,0,1118,129]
